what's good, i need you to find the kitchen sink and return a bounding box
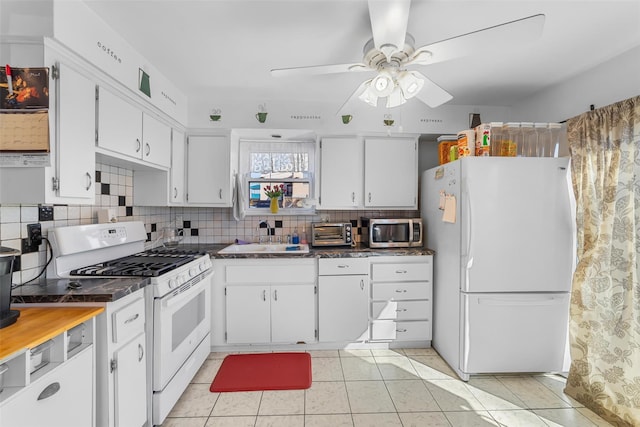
[218,243,310,254]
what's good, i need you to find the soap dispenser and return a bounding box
[292,228,300,244]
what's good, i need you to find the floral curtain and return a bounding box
[565,95,640,426]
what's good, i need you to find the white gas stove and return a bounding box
[48,221,212,297]
[48,221,212,426]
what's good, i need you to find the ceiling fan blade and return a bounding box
[412,71,453,108]
[368,0,411,61]
[271,62,370,77]
[409,14,545,66]
[336,79,371,116]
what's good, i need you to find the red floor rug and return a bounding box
[210,352,312,392]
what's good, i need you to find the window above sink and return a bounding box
[239,139,316,215]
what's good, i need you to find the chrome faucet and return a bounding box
[258,220,273,243]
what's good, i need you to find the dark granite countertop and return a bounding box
[10,244,433,305]
[179,243,435,259]
[11,277,150,305]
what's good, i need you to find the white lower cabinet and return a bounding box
[0,347,93,427]
[96,290,148,427]
[220,258,317,345]
[318,258,369,342]
[226,284,316,344]
[369,255,433,344]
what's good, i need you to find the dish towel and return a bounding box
[232,173,246,221]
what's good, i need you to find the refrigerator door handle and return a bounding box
[477,296,567,306]
[463,183,473,270]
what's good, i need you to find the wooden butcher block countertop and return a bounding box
[0,306,104,360]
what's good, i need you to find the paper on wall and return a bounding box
[442,194,456,223]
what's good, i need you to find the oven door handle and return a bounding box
[163,273,211,308]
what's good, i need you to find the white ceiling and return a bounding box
[85,0,640,114]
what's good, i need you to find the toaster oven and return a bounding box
[311,222,353,247]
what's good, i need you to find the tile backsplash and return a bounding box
[0,162,417,286]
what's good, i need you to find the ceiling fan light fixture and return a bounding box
[358,84,379,106]
[386,86,407,108]
[398,71,424,99]
[370,71,394,97]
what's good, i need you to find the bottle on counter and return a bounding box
[291,228,300,244]
[300,226,308,245]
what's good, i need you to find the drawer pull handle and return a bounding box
[395,289,407,293]
[360,279,364,290]
[145,142,151,156]
[396,270,407,274]
[395,309,407,312]
[396,329,407,333]
[38,382,60,400]
[85,172,92,191]
[138,343,144,362]
[124,313,140,324]
[273,289,278,301]
[174,187,178,198]
[135,138,141,152]
[262,290,267,301]
[337,265,350,268]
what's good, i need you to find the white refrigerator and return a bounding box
[421,157,575,381]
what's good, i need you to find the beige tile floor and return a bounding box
[161,348,612,427]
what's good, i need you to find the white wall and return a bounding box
[508,45,640,123]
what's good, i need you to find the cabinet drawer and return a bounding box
[371,300,431,321]
[372,282,430,301]
[371,262,432,282]
[112,297,145,344]
[318,258,368,275]
[371,321,431,341]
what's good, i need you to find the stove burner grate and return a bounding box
[70,248,207,277]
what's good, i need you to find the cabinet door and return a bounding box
[318,275,369,342]
[142,113,171,167]
[114,333,147,427]
[271,284,316,343]
[225,285,271,343]
[187,135,231,206]
[56,62,96,200]
[97,87,142,159]
[319,137,363,208]
[0,346,93,427]
[170,129,185,205]
[364,137,417,208]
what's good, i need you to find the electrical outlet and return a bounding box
[38,205,54,221]
[25,223,42,252]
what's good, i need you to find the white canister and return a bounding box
[457,130,476,158]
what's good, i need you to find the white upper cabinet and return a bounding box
[96,87,171,169]
[97,87,142,158]
[56,62,96,200]
[0,45,96,205]
[319,137,364,209]
[142,113,171,167]
[186,135,231,206]
[364,137,418,209]
[319,135,418,210]
[170,129,186,205]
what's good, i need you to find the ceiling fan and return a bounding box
[271,0,545,113]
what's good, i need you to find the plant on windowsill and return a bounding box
[264,184,285,214]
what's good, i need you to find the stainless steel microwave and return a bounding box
[362,218,423,248]
[311,222,353,247]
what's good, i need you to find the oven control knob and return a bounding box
[189,268,197,277]
[199,262,206,272]
[168,278,177,289]
[178,275,185,285]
